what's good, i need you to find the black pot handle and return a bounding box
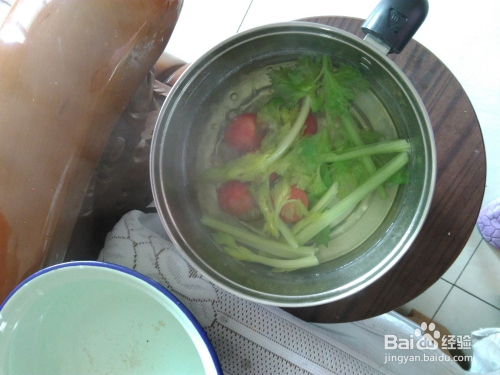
[361,0,429,54]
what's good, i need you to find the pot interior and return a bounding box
[151,22,435,306]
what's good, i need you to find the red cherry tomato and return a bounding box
[217,180,256,217]
[279,185,309,223]
[302,112,318,136]
[224,113,261,153]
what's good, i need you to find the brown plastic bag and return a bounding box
[0,0,182,301]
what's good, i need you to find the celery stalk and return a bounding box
[322,139,410,163]
[295,152,409,245]
[276,217,299,249]
[341,113,387,200]
[291,182,339,235]
[225,246,319,269]
[260,95,312,169]
[201,216,317,258]
[271,181,300,249]
[310,181,339,213]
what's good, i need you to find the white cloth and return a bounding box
[98,210,468,375]
[470,329,500,373]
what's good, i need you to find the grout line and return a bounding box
[452,237,483,284]
[431,279,454,320]
[432,237,485,320]
[453,284,500,312]
[440,278,453,287]
[236,0,254,33]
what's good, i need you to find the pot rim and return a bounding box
[150,21,436,307]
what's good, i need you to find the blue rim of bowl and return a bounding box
[0,260,223,375]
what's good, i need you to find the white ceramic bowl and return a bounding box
[0,261,221,375]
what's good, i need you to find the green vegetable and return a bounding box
[212,232,319,270]
[316,55,369,117]
[386,166,410,187]
[341,112,387,199]
[270,179,300,248]
[311,227,331,248]
[268,55,322,106]
[257,96,299,128]
[200,54,411,271]
[321,139,410,163]
[291,182,339,236]
[295,152,409,245]
[329,158,369,200]
[276,218,300,250]
[200,216,317,258]
[268,55,369,118]
[299,128,332,172]
[263,95,312,168]
[252,178,280,238]
[310,181,339,213]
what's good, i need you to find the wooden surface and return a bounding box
[284,16,487,323]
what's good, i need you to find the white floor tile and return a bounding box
[240,0,376,31]
[441,227,482,284]
[164,0,253,63]
[434,287,500,357]
[456,241,500,309]
[395,279,452,318]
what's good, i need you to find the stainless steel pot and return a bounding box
[151,1,436,306]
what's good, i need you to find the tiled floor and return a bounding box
[164,0,500,344]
